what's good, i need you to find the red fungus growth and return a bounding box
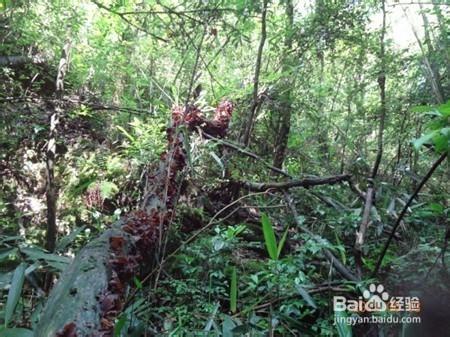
[83,184,103,209]
[56,322,77,337]
[95,101,233,336]
[183,100,233,138]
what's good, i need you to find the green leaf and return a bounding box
[412,131,437,150]
[113,314,126,337]
[116,125,136,143]
[276,227,289,259]
[20,247,71,271]
[209,151,225,177]
[433,128,449,153]
[295,285,317,309]
[437,101,450,116]
[56,226,85,252]
[203,302,219,332]
[411,105,431,113]
[0,271,12,290]
[4,263,26,327]
[99,181,119,199]
[230,267,237,313]
[222,315,237,337]
[261,213,278,260]
[427,203,444,214]
[133,276,142,289]
[0,248,18,263]
[0,328,33,337]
[335,311,352,337]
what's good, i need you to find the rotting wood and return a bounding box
[35,101,233,337]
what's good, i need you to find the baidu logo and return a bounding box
[333,283,420,313]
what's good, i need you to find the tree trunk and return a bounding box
[354,0,387,278]
[35,102,233,337]
[272,0,294,170]
[241,0,268,147]
[45,42,70,254]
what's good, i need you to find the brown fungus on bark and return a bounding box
[96,101,233,336]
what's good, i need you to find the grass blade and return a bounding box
[230,267,237,313]
[277,227,289,259]
[295,285,317,309]
[261,213,278,260]
[4,263,26,327]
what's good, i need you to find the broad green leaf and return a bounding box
[4,263,26,327]
[20,247,71,270]
[56,226,85,252]
[437,101,450,116]
[295,285,317,309]
[222,315,236,337]
[412,131,438,150]
[261,213,278,260]
[0,271,12,290]
[427,203,444,214]
[0,328,33,337]
[0,248,18,263]
[20,247,71,264]
[113,314,126,337]
[230,267,237,313]
[432,133,448,153]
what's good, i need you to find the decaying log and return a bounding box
[35,101,233,337]
[35,226,125,336]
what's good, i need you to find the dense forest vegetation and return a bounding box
[0,0,449,336]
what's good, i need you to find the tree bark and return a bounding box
[45,42,70,254]
[272,0,294,170]
[35,102,233,337]
[403,7,444,104]
[240,174,351,192]
[241,0,268,147]
[354,0,387,278]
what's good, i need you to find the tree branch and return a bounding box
[372,152,448,277]
[240,174,351,192]
[202,131,294,178]
[91,0,168,43]
[285,193,358,282]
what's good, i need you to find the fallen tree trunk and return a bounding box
[35,101,233,337]
[35,225,125,336]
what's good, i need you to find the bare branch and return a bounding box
[372,152,448,277]
[240,174,351,192]
[285,193,358,282]
[91,0,168,43]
